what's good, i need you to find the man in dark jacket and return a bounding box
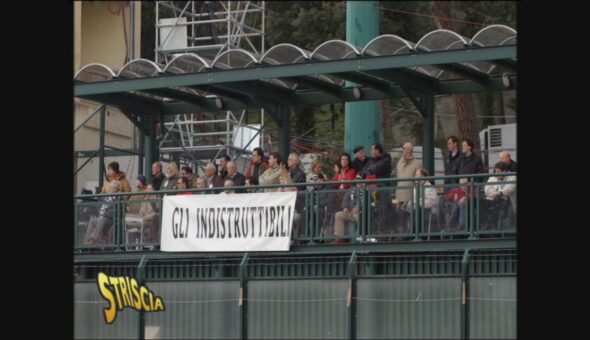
[151,161,166,191]
[458,138,484,182]
[218,154,231,178]
[287,153,306,190]
[499,151,517,172]
[444,136,462,185]
[224,161,246,193]
[366,143,392,183]
[245,147,269,186]
[366,143,393,233]
[351,145,369,177]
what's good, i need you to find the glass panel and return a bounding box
[357,277,462,339]
[145,281,240,339]
[74,282,138,339]
[248,279,348,339]
[469,277,516,339]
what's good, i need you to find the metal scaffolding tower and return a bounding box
[155,1,266,172]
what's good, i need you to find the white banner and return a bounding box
[161,192,297,252]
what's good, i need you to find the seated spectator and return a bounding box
[499,151,517,172]
[279,162,296,192]
[259,152,282,192]
[485,162,517,227]
[127,175,149,215]
[307,159,327,191]
[143,184,161,243]
[101,161,131,196]
[221,179,235,195]
[287,153,307,190]
[218,154,231,178]
[405,168,437,212]
[181,166,199,188]
[175,177,193,195]
[332,175,365,243]
[245,178,256,193]
[204,163,224,189]
[150,161,166,191]
[161,162,180,191]
[84,180,121,244]
[224,161,246,193]
[443,178,470,231]
[194,177,208,194]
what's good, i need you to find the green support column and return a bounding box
[98,106,106,190]
[345,1,380,156]
[421,94,435,176]
[144,115,156,183]
[279,108,291,159]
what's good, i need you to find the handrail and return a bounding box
[75,172,517,199]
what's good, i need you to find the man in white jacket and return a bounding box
[485,162,516,228]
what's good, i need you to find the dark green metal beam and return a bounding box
[76,148,141,158]
[80,93,162,115]
[74,238,516,263]
[335,71,392,92]
[438,63,490,86]
[159,75,516,115]
[74,45,516,96]
[364,68,439,92]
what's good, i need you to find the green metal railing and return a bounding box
[74,172,516,252]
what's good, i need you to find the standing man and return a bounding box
[444,136,462,185]
[395,142,422,232]
[351,145,369,178]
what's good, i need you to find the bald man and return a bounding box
[499,151,517,172]
[224,161,246,193]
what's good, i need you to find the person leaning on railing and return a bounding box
[245,147,269,186]
[175,177,193,195]
[458,138,485,181]
[83,180,121,245]
[100,161,131,198]
[332,174,365,244]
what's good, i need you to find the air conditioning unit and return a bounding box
[479,123,516,172]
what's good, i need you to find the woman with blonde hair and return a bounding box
[161,162,180,191]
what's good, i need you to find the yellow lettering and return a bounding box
[130,278,141,310]
[97,273,117,324]
[140,286,151,311]
[109,277,124,310]
[153,297,165,311]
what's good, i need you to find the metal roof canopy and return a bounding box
[74,26,516,183]
[74,26,517,117]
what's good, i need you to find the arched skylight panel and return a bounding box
[361,34,415,56]
[74,64,116,82]
[311,40,361,60]
[469,25,517,74]
[310,40,360,86]
[415,29,471,79]
[211,49,259,69]
[259,44,310,89]
[470,25,516,47]
[117,59,164,78]
[260,43,311,65]
[163,53,211,74]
